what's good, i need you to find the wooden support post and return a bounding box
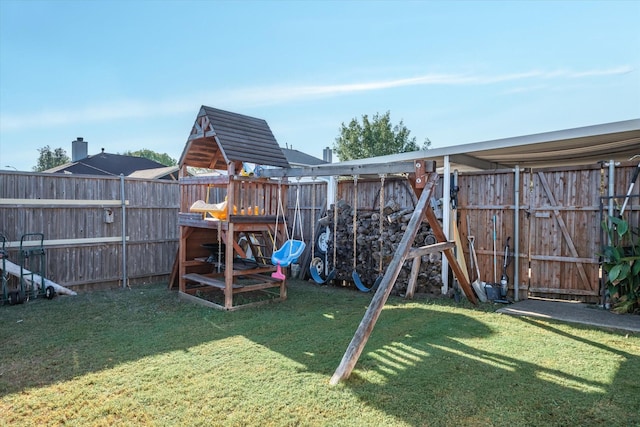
[224,162,237,310]
[178,227,194,293]
[329,169,439,385]
[425,207,477,304]
[178,229,186,293]
[280,277,287,301]
[225,222,234,310]
[406,241,456,298]
[405,257,421,299]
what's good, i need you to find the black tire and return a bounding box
[9,290,23,305]
[45,286,56,299]
[315,228,330,255]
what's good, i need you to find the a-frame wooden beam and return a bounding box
[329,163,477,385]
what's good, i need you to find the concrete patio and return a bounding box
[496,298,640,333]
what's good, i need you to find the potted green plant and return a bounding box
[600,216,640,314]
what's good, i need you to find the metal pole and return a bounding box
[607,160,616,249]
[441,155,451,295]
[514,165,520,301]
[327,176,337,210]
[120,174,127,288]
[608,160,615,219]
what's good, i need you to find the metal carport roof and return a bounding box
[260,117,640,303]
[331,118,640,171]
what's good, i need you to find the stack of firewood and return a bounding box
[324,199,442,295]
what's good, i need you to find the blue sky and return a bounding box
[1,0,639,171]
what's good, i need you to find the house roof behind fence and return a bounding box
[179,106,290,170]
[282,148,327,166]
[45,152,169,177]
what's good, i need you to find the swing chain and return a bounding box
[293,177,304,243]
[311,177,316,260]
[217,221,222,273]
[379,174,386,273]
[272,177,292,254]
[332,176,338,270]
[353,175,358,270]
[273,178,281,252]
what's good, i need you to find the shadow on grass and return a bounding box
[253,285,639,425]
[0,285,233,395]
[241,282,639,425]
[1,280,638,425]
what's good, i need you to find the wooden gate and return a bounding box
[457,164,631,302]
[524,166,601,300]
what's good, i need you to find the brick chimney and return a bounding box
[72,137,88,161]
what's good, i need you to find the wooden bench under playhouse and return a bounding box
[176,106,299,310]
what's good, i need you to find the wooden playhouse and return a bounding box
[176,106,293,310]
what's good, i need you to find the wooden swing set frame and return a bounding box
[262,159,477,384]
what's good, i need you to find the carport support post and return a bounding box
[441,155,451,295]
[514,165,520,301]
[608,159,615,231]
[327,176,337,210]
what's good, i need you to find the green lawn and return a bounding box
[1,281,638,426]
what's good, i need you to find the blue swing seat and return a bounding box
[310,265,336,284]
[352,270,373,292]
[271,240,306,268]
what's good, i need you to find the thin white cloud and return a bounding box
[0,99,196,131]
[226,71,545,106]
[568,66,634,78]
[0,66,633,132]
[232,66,634,103]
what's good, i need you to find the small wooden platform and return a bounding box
[181,270,286,311]
[193,257,275,275]
[178,213,282,229]
[183,272,284,291]
[183,273,241,289]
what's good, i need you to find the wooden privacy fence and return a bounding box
[0,172,180,288]
[457,162,639,302]
[3,161,637,299]
[0,173,331,290]
[289,163,638,303]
